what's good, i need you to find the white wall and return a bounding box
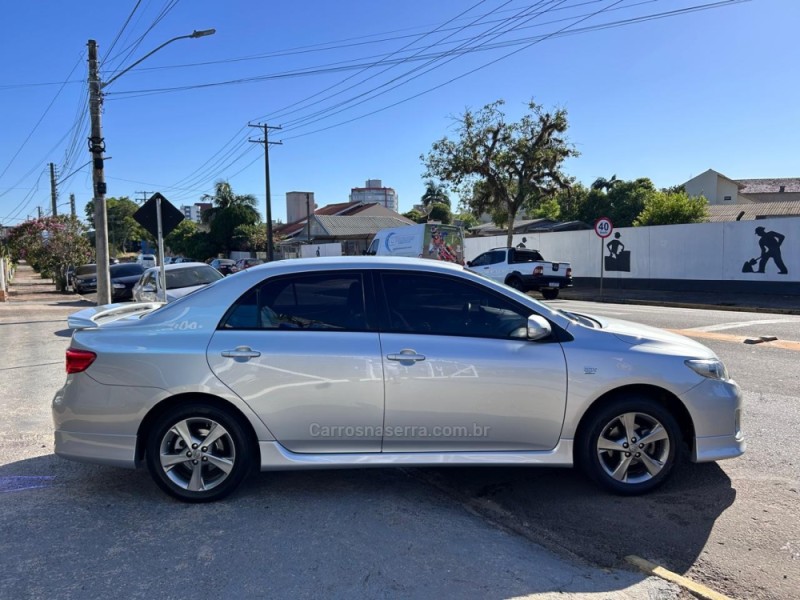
[465,217,800,283]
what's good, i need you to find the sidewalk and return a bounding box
[559,285,800,314]
[0,263,91,316]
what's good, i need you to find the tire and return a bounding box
[541,288,559,300]
[506,277,523,291]
[578,395,681,495]
[145,403,252,502]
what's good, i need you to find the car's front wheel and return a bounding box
[578,396,681,495]
[145,403,252,502]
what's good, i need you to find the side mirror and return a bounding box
[142,284,156,293]
[526,315,551,341]
[466,260,473,267]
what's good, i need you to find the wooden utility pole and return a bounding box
[88,39,111,305]
[248,123,282,262]
[49,163,58,216]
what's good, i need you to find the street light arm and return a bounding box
[101,29,215,89]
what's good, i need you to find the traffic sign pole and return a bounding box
[156,196,167,302]
[593,217,614,303]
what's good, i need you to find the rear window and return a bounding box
[110,263,145,277]
[75,265,97,276]
[511,249,544,263]
[166,265,224,289]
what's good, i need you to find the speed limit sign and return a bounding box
[594,217,613,238]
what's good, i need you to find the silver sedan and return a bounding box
[53,257,744,502]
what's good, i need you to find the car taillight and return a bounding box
[533,266,544,276]
[66,348,96,374]
[566,268,572,278]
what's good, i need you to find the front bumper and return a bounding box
[682,377,745,463]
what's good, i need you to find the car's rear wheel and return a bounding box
[578,396,681,495]
[145,403,252,502]
[541,288,559,300]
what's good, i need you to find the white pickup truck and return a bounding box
[466,247,572,299]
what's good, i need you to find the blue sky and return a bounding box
[1,0,797,226]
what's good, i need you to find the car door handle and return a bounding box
[221,347,261,359]
[387,350,426,362]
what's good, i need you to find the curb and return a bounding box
[559,295,800,316]
[625,555,732,600]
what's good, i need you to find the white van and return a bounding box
[136,253,157,269]
[366,223,464,264]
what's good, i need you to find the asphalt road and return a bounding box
[414,299,800,600]
[2,292,798,599]
[0,297,678,600]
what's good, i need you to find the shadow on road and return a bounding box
[413,460,735,574]
[1,455,671,599]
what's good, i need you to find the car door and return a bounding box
[378,270,567,452]
[207,270,385,453]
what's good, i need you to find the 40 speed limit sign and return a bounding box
[594,217,613,238]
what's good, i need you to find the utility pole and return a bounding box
[37,206,43,219]
[135,191,152,205]
[70,193,76,217]
[306,192,312,242]
[88,39,111,305]
[85,29,215,305]
[49,163,58,216]
[248,123,282,262]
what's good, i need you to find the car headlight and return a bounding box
[685,359,729,381]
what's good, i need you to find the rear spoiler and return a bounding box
[68,302,164,330]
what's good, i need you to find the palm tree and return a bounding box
[591,175,620,193]
[201,180,258,224]
[421,180,450,208]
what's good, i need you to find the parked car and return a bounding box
[231,257,264,273]
[109,263,146,301]
[136,254,157,269]
[56,257,744,502]
[66,265,76,291]
[173,257,196,264]
[132,262,224,303]
[467,247,572,300]
[72,264,98,294]
[209,258,236,275]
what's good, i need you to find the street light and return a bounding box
[88,29,216,305]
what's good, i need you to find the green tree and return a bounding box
[6,216,92,291]
[201,180,258,224]
[85,197,151,254]
[164,220,199,257]
[232,223,268,252]
[428,202,452,224]
[633,191,709,226]
[402,209,426,223]
[454,211,479,229]
[209,204,261,255]
[556,177,659,227]
[423,99,577,247]
[421,180,450,208]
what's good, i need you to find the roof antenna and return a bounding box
[735,211,745,221]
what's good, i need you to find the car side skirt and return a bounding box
[257,439,575,470]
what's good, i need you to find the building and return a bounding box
[286,191,316,224]
[349,179,398,212]
[683,169,800,221]
[683,169,751,205]
[181,202,212,223]
[274,200,414,257]
[735,178,800,204]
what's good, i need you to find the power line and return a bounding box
[102,0,144,66]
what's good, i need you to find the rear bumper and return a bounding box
[54,430,137,468]
[519,275,572,292]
